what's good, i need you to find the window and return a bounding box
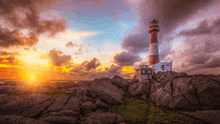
[148,71,150,73]
[166,64,169,66]
[143,71,145,73]
[143,66,146,68]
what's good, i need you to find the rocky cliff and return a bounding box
[0,71,220,124]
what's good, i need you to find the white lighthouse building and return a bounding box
[135,19,172,81]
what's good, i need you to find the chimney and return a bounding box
[148,19,160,68]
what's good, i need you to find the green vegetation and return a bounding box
[149,78,158,82]
[108,91,202,124]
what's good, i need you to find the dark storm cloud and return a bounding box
[48,48,71,66]
[0,0,67,48]
[66,41,77,48]
[82,58,101,71]
[203,57,220,68]
[113,51,141,66]
[121,33,149,54]
[179,19,220,36]
[107,64,123,73]
[187,53,211,65]
[122,0,214,59]
[0,51,20,56]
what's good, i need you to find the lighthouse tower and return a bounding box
[148,19,160,68]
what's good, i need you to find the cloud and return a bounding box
[121,0,214,60]
[121,33,149,54]
[0,0,67,48]
[74,47,83,55]
[48,48,71,66]
[113,51,141,66]
[74,44,84,55]
[179,19,220,36]
[0,51,20,56]
[82,58,101,71]
[66,41,77,48]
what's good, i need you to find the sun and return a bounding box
[30,76,35,80]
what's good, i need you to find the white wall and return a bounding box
[149,62,172,73]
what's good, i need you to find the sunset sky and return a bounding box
[0,0,220,80]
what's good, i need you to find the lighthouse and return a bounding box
[148,19,160,69]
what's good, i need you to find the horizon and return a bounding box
[0,0,220,81]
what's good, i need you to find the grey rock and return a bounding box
[63,96,80,113]
[128,81,150,96]
[91,79,124,104]
[2,94,50,115]
[140,94,147,100]
[183,110,220,124]
[39,116,77,124]
[112,75,128,88]
[128,79,139,86]
[84,89,92,98]
[168,95,193,110]
[0,115,49,124]
[21,99,54,118]
[83,95,96,102]
[47,95,69,111]
[58,110,80,117]
[0,94,20,105]
[80,102,97,115]
[0,85,14,94]
[95,98,108,108]
[100,78,112,84]
[116,114,124,122]
[156,92,172,107]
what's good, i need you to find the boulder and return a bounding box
[183,110,220,124]
[91,79,124,104]
[63,97,80,113]
[116,114,124,122]
[84,89,92,98]
[156,91,172,107]
[21,99,54,118]
[0,115,49,124]
[128,79,139,86]
[85,112,118,124]
[112,75,128,88]
[47,95,69,111]
[80,102,97,115]
[39,116,77,124]
[4,81,17,86]
[100,78,112,84]
[0,85,14,94]
[95,98,108,108]
[2,94,50,115]
[191,77,220,109]
[82,95,96,102]
[58,110,80,118]
[0,94,20,105]
[128,81,150,97]
[168,95,193,110]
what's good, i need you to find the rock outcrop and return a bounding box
[1,71,220,124]
[91,79,125,104]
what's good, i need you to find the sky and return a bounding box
[0,0,220,80]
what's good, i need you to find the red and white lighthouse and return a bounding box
[148,19,160,68]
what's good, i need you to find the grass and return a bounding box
[108,91,203,124]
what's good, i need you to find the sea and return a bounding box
[0,79,87,85]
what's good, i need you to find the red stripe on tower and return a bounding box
[148,19,160,68]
